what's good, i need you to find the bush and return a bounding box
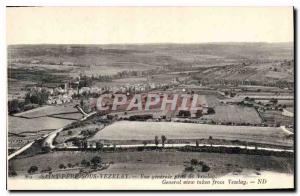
[191,159,198,165]
[184,166,194,172]
[91,156,102,167]
[8,169,17,177]
[81,159,88,166]
[202,164,210,172]
[28,166,38,174]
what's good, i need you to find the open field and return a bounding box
[197,95,220,107]
[9,150,294,178]
[191,63,293,83]
[8,116,74,134]
[237,85,291,92]
[8,104,82,135]
[88,121,292,147]
[201,105,262,124]
[260,110,294,127]
[255,99,294,106]
[93,74,182,88]
[237,94,293,100]
[13,104,80,118]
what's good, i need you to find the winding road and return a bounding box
[8,110,97,161]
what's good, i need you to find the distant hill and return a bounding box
[8,42,293,67]
[7,43,294,93]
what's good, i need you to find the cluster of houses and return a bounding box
[102,81,179,94]
[47,94,73,105]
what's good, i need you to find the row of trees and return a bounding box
[154,135,167,147]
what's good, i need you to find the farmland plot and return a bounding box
[260,110,294,127]
[13,104,80,119]
[202,105,262,124]
[8,130,53,149]
[197,95,220,107]
[8,116,74,134]
[88,121,292,147]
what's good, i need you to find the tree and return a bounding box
[8,99,20,114]
[155,136,159,147]
[206,107,215,114]
[82,140,88,149]
[209,136,213,147]
[72,138,82,147]
[28,166,38,174]
[229,92,236,97]
[270,98,278,105]
[39,89,49,105]
[91,156,102,167]
[67,163,73,168]
[68,130,72,135]
[143,141,148,147]
[81,159,88,166]
[161,135,167,147]
[25,92,31,105]
[59,164,66,169]
[96,142,103,150]
[30,92,39,104]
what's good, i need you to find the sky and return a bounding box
[6,7,294,44]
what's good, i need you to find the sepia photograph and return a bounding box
[6,6,294,190]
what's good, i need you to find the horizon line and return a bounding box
[7,41,293,46]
